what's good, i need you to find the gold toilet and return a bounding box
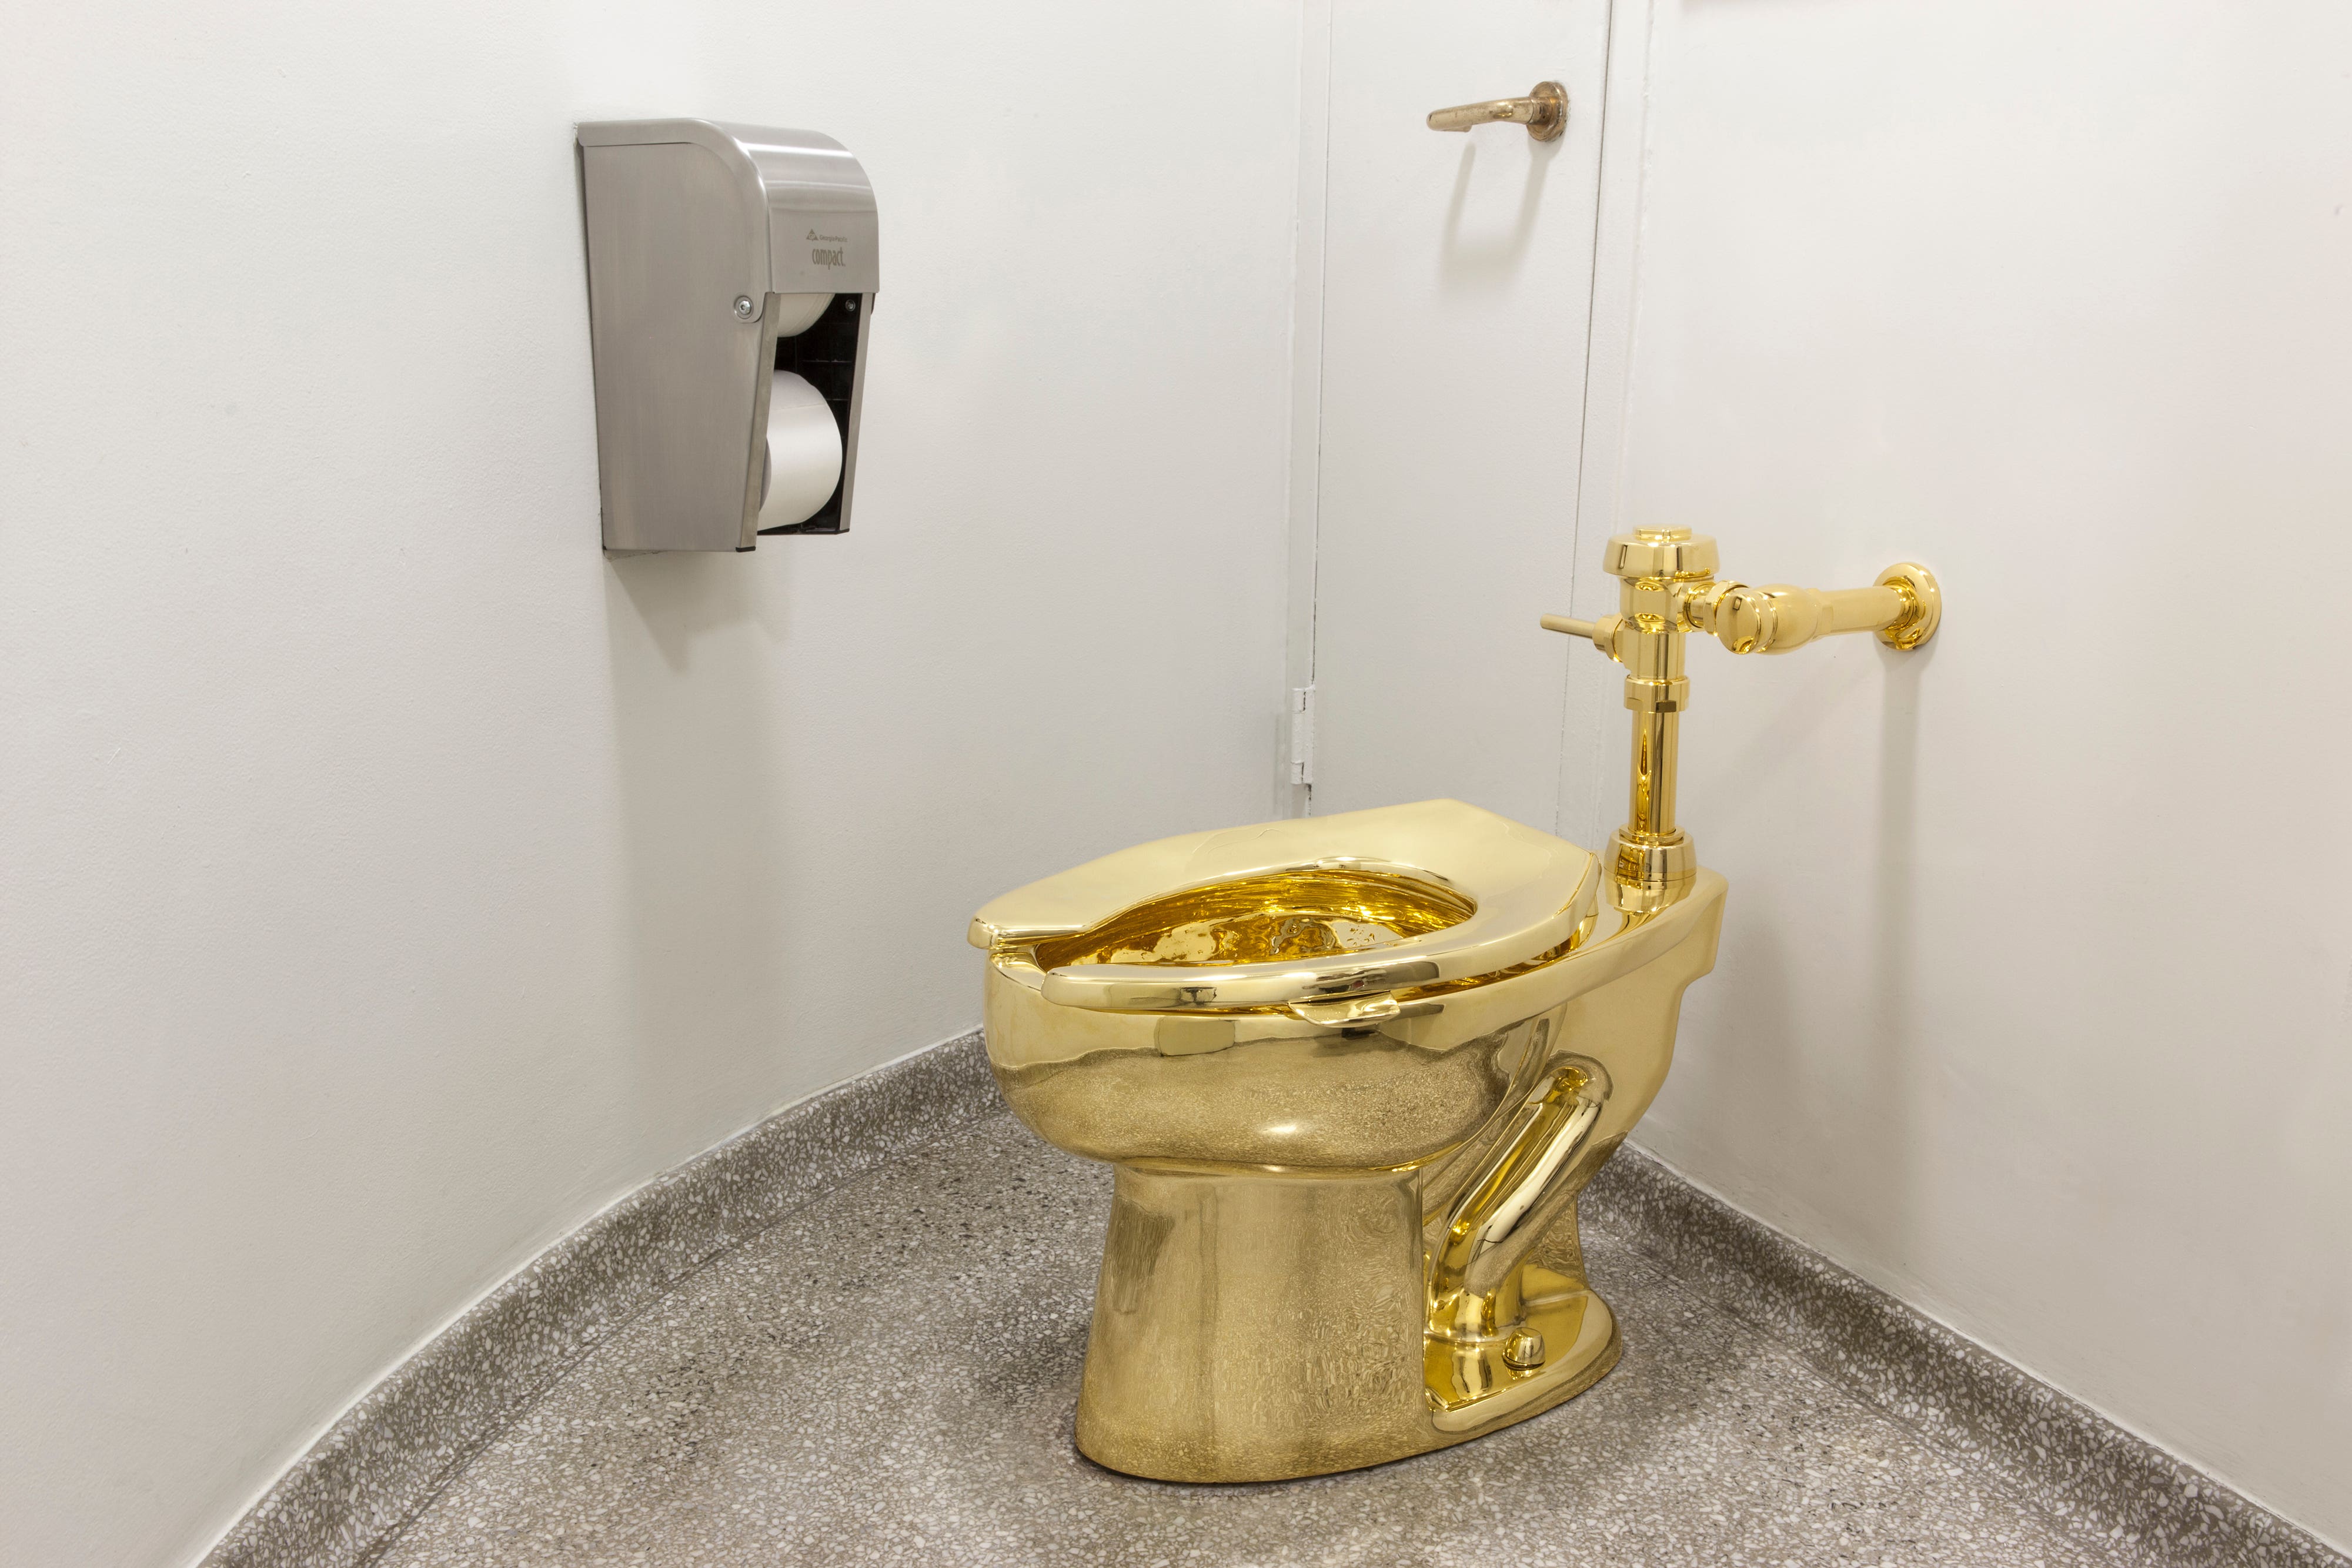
[970,529,1941,1483]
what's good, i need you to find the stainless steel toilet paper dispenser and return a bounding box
[577,119,877,552]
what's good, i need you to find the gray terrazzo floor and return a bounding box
[372,1115,2128,1568]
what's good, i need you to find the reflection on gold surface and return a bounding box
[1424,1263,1618,1431]
[1034,867,1474,971]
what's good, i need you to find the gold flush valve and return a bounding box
[1541,528,1942,913]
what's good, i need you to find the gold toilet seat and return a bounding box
[970,798,1602,1017]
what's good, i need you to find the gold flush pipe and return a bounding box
[1543,530,1942,914]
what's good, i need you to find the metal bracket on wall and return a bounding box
[1289,686,1317,787]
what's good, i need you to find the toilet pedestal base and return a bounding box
[1073,1164,1621,1483]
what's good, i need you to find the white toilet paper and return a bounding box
[758,370,844,530]
[771,292,834,336]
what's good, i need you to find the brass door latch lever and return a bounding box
[1426,81,1568,141]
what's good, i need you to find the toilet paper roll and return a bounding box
[771,292,834,336]
[758,370,844,530]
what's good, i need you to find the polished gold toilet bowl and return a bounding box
[970,526,1939,1482]
[971,799,1726,1482]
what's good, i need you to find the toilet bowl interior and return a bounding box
[973,800,1601,1014]
[1030,863,1474,972]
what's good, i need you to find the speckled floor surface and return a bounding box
[372,1115,2128,1568]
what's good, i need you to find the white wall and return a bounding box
[0,3,1303,1563]
[1610,0,2352,1547]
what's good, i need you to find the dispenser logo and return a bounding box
[807,229,848,269]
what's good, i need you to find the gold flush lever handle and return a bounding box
[1539,613,1623,658]
[1426,81,1568,142]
